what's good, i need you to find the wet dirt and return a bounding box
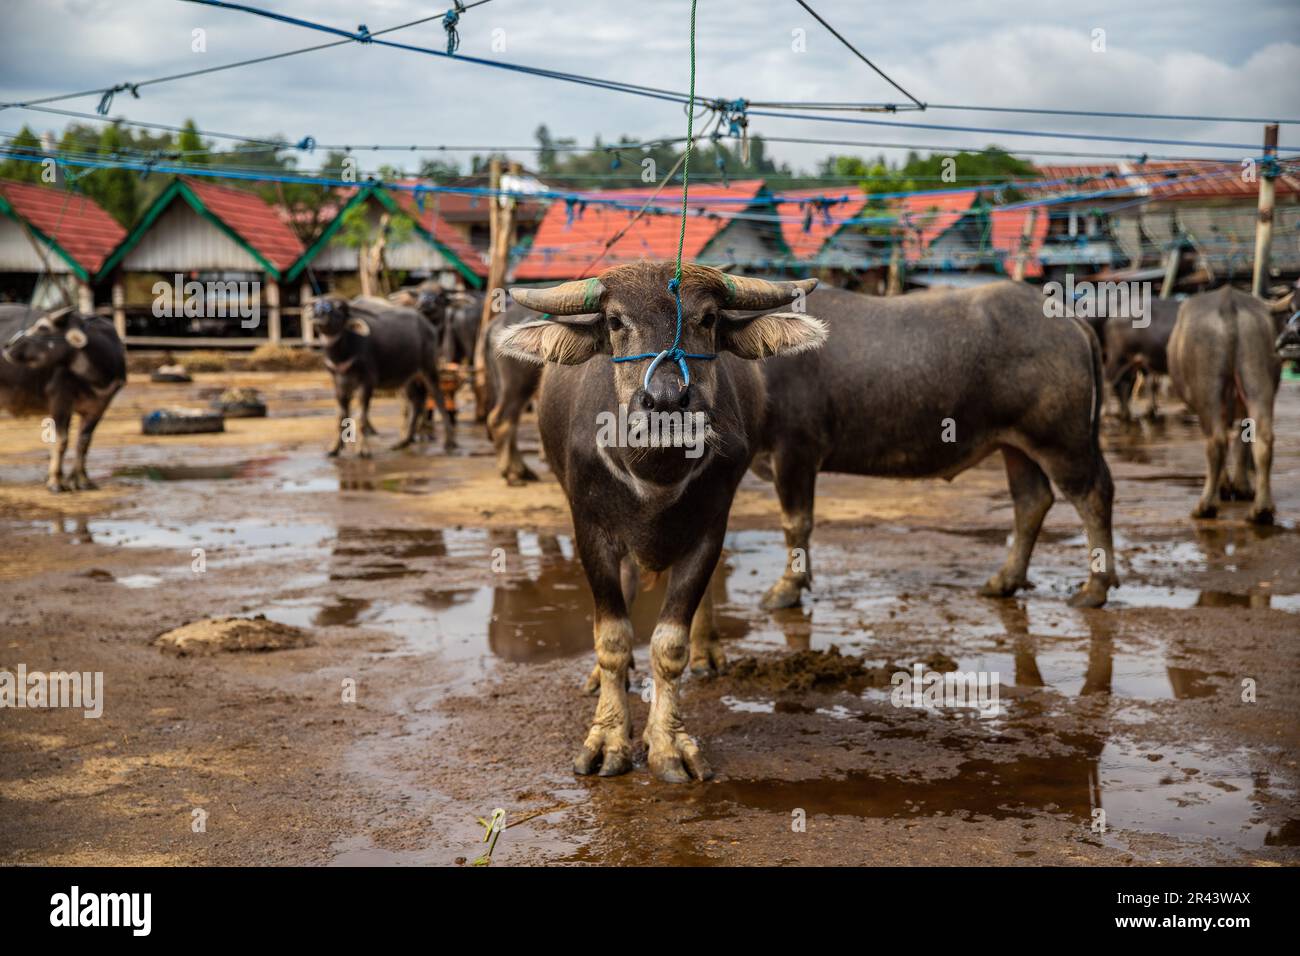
[0,370,1298,866]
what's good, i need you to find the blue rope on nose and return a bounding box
[611,276,715,390]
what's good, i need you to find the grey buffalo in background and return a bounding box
[1,304,126,492]
[756,281,1117,610]
[1168,285,1283,523]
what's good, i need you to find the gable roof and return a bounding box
[98,177,305,280]
[284,184,485,286]
[774,187,872,261]
[0,178,126,281]
[988,206,1051,277]
[513,180,769,280]
[898,190,980,263]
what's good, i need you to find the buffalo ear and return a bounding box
[64,327,88,349]
[719,311,827,359]
[496,315,605,366]
[345,317,371,337]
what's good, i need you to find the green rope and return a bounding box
[673,0,697,282]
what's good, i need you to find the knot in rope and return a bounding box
[444,2,465,54]
[295,136,316,153]
[355,24,372,42]
[96,83,139,116]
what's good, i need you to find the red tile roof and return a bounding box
[514,180,768,280]
[774,187,871,261]
[898,190,979,262]
[181,177,305,272]
[0,178,126,274]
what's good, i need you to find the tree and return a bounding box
[82,124,138,226]
[336,200,415,296]
[177,119,205,165]
[0,126,44,183]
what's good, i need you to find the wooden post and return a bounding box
[1159,240,1180,299]
[886,235,903,296]
[300,281,315,343]
[266,279,281,344]
[76,281,93,314]
[474,159,518,422]
[111,278,126,340]
[1252,123,1279,298]
[1012,208,1039,282]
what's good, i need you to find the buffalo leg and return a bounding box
[1193,415,1229,520]
[68,401,112,491]
[584,557,639,696]
[355,384,375,459]
[981,446,1053,597]
[688,580,725,677]
[1038,450,1118,608]
[761,453,816,610]
[1244,400,1276,524]
[572,527,634,777]
[392,382,422,451]
[45,401,72,493]
[328,382,353,457]
[644,535,721,783]
[1222,425,1253,501]
[488,384,538,484]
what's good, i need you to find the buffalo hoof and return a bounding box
[573,730,634,777]
[1247,506,1275,526]
[647,734,713,784]
[979,575,1027,599]
[689,640,725,678]
[390,439,413,452]
[443,441,458,454]
[326,447,342,459]
[1067,585,1109,609]
[760,578,804,611]
[68,472,97,491]
[46,478,67,494]
[358,448,373,460]
[1191,502,1218,520]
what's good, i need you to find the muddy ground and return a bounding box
[0,368,1297,866]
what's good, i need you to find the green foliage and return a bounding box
[0,126,43,183]
[336,200,414,250]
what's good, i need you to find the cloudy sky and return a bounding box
[0,0,1297,175]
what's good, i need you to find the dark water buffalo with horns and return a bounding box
[498,263,826,782]
[1,305,125,492]
[756,281,1117,610]
[310,295,452,456]
[1168,286,1282,523]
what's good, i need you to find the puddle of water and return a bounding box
[112,459,278,482]
[689,738,1292,853]
[116,573,163,589]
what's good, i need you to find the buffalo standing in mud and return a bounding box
[310,296,453,456]
[1168,285,1283,523]
[500,263,825,782]
[756,281,1117,611]
[1,305,125,492]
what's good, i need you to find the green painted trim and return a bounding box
[0,191,92,282]
[582,277,602,310]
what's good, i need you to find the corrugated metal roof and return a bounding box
[513,180,768,280]
[0,177,125,275]
[181,178,305,272]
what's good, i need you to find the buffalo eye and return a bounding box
[606,314,624,333]
[699,310,717,331]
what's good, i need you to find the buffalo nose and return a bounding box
[638,381,690,413]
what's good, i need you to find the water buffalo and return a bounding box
[1168,286,1281,523]
[310,295,452,457]
[1,305,126,492]
[1102,297,1180,421]
[484,303,544,483]
[756,281,1117,610]
[498,262,825,782]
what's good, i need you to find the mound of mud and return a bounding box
[155,615,311,656]
[728,645,892,691]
